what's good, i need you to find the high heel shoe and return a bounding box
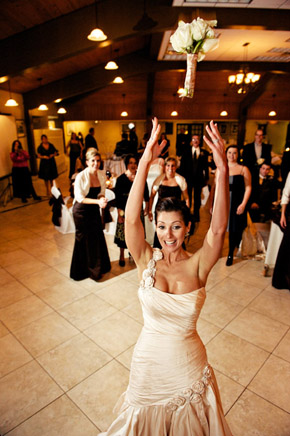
[119,260,125,267]
[226,255,233,266]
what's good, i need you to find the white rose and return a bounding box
[206,27,215,38]
[201,38,219,54]
[170,21,193,53]
[197,52,206,62]
[191,18,206,41]
[203,19,217,28]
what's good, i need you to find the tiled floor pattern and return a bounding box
[0,172,290,435]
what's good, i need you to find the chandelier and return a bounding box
[228,43,260,94]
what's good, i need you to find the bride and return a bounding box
[100,118,232,435]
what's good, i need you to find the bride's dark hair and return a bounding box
[155,197,190,225]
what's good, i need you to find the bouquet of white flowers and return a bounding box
[170,18,219,98]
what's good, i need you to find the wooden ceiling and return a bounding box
[0,0,289,120]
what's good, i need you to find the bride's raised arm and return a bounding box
[198,121,229,284]
[125,118,167,268]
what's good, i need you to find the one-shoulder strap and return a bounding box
[140,248,163,289]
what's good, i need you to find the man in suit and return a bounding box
[179,134,209,222]
[85,127,98,151]
[249,162,278,223]
[114,132,132,157]
[242,129,272,185]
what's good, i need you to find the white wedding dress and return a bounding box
[100,249,232,435]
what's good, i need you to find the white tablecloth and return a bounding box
[264,221,283,267]
[104,159,125,177]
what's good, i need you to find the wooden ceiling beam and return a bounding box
[1,1,290,79]
[23,50,185,109]
[23,50,289,110]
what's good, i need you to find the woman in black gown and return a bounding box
[148,156,189,247]
[66,132,83,178]
[272,171,290,290]
[70,148,111,281]
[37,134,59,196]
[10,139,40,203]
[114,154,149,266]
[226,145,251,266]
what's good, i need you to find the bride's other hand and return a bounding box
[141,117,167,164]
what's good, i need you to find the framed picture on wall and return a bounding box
[16,119,26,137]
[216,122,227,134]
[230,123,239,134]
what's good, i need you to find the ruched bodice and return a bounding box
[139,286,206,337]
[100,249,233,436]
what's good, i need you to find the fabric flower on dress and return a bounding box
[144,276,155,288]
[192,380,205,395]
[153,248,163,261]
[166,396,186,412]
[165,364,212,412]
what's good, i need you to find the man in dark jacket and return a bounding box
[85,127,98,151]
[179,134,209,222]
[249,162,278,223]
[114,133,132,157]
[242,129,272,185]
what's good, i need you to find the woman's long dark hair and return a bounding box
[12,139,22,152]
[155,197,190,225]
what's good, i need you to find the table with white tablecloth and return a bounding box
[264,221,284,267]
[104,158,125,178]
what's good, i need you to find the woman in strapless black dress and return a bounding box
[70,148,111,281]
[226,145,251,266]
[148,156,189,248]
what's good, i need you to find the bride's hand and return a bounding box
[141,117,167,163]
[203,120,227,170]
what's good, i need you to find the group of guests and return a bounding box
[69,126,289,292]
[10,134,58,202]
[10,124,289,292]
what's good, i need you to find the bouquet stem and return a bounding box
[182,53,198,99]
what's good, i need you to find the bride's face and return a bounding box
[156,211,189,251]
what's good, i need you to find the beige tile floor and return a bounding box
[0,171,290,435]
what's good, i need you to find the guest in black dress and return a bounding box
[272,172,290,290]
[37,134,58,196]
[70,148,111,281]
[114,154,149,266]
[66,132,83,178]
[10,140,41,203]
[226,145,251,266]
[148,156,189,248]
